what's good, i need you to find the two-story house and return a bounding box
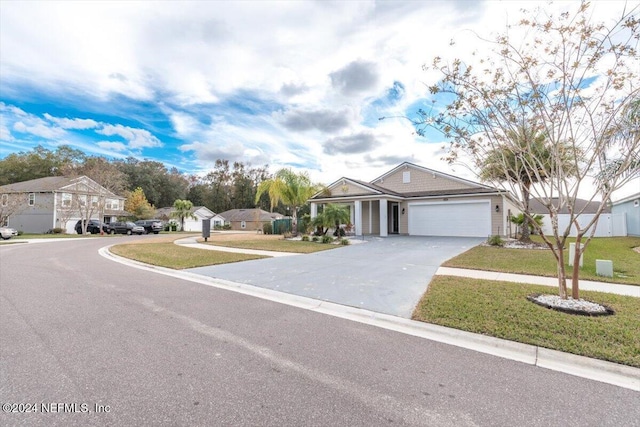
[0,176,127,234]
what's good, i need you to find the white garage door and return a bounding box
[408,201,491,237]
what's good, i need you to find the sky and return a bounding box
[1,0,638,200]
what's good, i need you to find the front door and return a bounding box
[390,202,399,234]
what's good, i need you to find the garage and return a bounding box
[408,200,491,237]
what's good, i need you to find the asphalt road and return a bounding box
[1,237,638,427]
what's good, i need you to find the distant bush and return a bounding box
[301,235,310,242]
[333,227,346,237]
[283,231,293,239]
[487,235,504,246]
[312,236,320,242]
[263,223,273,235]
[321,235,333,244]
[52,227,65,234]
[340,238,350,245]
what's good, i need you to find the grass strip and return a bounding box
[443,236,640,285]
[201,239,338,254]
[110,242,266,269]
[412,276,640,367]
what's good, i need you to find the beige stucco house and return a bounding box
[309,162,519,237]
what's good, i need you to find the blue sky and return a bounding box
[1,0,637,197]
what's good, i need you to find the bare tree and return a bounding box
[0,193,28,226]
[417,2,639,299]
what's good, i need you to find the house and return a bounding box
[611,193,640,237]
[218,208,283,231]
[309,162,519,237]
[528,197,625,237]
[0,176,126,233]
[156,206,223,232]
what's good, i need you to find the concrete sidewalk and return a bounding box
[174,236,301,257]
[436,267,640,297]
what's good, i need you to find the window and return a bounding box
[78,194,87,206]
[634,200,639,208]
[1,194,7,207]
[91,195,99,207]
[61,193,72,207]
[402,171,410,183]
[241,221,246,229]
[28,193,35,206]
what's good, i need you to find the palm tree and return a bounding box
[480,124,554,242]
[312,204,351,235]
[171,199,197,231]
[255,169,320,235]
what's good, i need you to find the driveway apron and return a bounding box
[187,236,483,318]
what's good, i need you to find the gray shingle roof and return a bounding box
[218,208,282,222]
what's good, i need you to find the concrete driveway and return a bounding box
[187,236,482,318]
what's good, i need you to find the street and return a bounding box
[1,238,638,426]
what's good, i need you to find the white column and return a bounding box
[310,202,318,219]
[379,199,388,237]
[354,200,362,236]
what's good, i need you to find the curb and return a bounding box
[100,246,640,392]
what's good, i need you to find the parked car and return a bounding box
[0,226,18,240]
[134,219,163,234]
[75,219,109,234]
[108,221,145,235]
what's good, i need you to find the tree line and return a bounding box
[0,145,281,214]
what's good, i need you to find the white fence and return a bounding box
[539,213,627,237]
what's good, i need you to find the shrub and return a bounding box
[17,230,23,236]
[312,236,320,242]
[333,227,346,237]
[301,235,310,241]
[487,235,504,246]
[283,231,293,239]
[263,223,273,234]
[321,235,333,244]
[52,227,65,234]
[340,238,350,245]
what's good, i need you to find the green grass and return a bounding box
[201,239,339,253]
[412,276,640,367]
[443,236,640,285]
[110,243,266,269]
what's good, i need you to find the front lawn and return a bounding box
[199,238,339,254]
[413,276,640,367]
[110,243,266,269]
[443,236,640,285]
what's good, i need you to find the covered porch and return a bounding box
[310,197,404,237]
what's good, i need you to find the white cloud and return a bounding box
[12,120,66,139]
[97,124,162,150]
[97,141,128,152]
[44,113,98,129]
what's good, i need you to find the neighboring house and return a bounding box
[218,208,283,231]
[156,206,223,232]
[528,198,624,237]
[0,176,126,233]
[309,162,519,237]
[611,193,640,237]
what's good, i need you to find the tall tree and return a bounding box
[0,145,86,185]
[416,2,639,299]
[125,187,155,220]
[255,168,320,235]
[170,199,196,231]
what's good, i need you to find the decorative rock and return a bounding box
[527,294,614,316]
